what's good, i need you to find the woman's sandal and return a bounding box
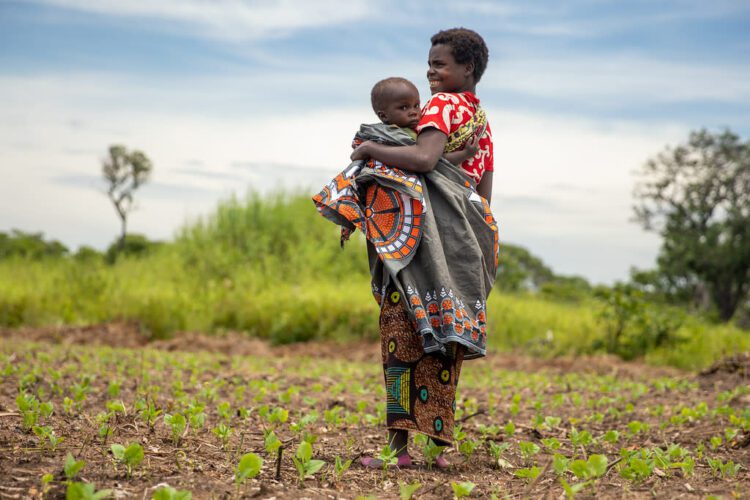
[434,454,450,469]
[360,454,413,469]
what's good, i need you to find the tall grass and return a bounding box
[1,191,747,369]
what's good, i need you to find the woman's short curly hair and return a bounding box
[431,28,489,83]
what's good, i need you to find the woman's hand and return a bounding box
[350,141,373,161]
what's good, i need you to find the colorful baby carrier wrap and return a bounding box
[313,122,498,359]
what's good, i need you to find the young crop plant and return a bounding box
[111,442,145,477]
[16,392,40,430]
[706,457,741,478]
[399,480,421,500]
[163,413,187,446]
[415,434,445,470]
[212,423,232,449]
[618,449,655,483]
[64,453,86,481]
[235,452,263,489]
[518,441,541,463]
[32,425,64,451]
[553,454,571,476]
[487,441,511,468]
[292,441,325,483]
[136,398,162,431]
[333,456,352,482]
[451,481,476,499]
[569,454,608,481]
[514,466,542,483]
[66,481,113,500]
[264,430,282,455]
[152,485,193,500]
[459,438,482,460]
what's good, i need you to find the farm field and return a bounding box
[1,324,748,499]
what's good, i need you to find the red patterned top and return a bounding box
[416,91,493,184]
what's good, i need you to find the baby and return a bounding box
[370,77,478,164]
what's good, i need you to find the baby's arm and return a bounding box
[443,134,479,166]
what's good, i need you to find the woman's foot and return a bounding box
[434,454,450,469]
[360,454,413,469]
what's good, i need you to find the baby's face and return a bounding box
[379,83,421,130]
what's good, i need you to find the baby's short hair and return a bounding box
[370,77,417,114]
[431,28,489,83]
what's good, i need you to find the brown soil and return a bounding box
[1,324,748,499]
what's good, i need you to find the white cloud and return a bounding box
[31,0,373,41]
[487,55,750,104]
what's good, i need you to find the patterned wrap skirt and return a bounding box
[380,291,464,446]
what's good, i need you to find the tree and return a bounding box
[633,129,750,321]
[102,145,153,251]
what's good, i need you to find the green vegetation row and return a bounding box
[1,192,748,370]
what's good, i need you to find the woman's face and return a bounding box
[427,44,474,94]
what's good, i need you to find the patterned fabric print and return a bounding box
[469,191,500,273]
[381,295,464,446]
[417,92,494,184]
[312,162,365,245]
[406,284,488,355]
[363,181,423,262]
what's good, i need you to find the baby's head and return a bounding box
[370,77,421,130]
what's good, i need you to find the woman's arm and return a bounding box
[477,171,493,205]
[350,128,447,173]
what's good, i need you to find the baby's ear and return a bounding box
[376,110,388,122]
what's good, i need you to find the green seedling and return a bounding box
[64,453,86,480]
[16,392,40,430]
[33,425,64,451]
[477,424,500,437]
[709,435,723,450]
[106,400,126,417]
[706,457,741,478]
[542,437,561,451]
[290,410,319,433]
[487,441,511,468]
[503,421,515,437]
[264,430,282,455]
[627,420,649,436]
[553,453,571,475]
[111,442,144,477]
[41,473,54,496]
[618,453,654,482]
[451,481,476,499]
[235,452,263,487]
[163,413,186,445]
[518,441,541,462]
[212,423,232,448]
[560,477,589,499]
[66,481,112,500]
[399,480,421,500]
[333,456,352,482]
[602,430,620,444]
[570,428,593,448]
[106,380,121,398]
[514,466,541,482]
[152,485,192,500]
[415,434,445,470]
[569,454,608,480]
[217,401,232,421]
[459,438,481,460]
[292,441,325,483]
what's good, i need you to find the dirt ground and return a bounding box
[1,323,748,499]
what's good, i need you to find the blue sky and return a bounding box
[1,0,749,283]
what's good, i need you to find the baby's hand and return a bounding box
[463,133,480,156]
[350,140,372,161]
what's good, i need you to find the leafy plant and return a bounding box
[111,442,144,477]
[451,481,476,498]
[64,453,86,481]
[291,441,325,483]
[235,452,263,487]
[333,456,352,482]
[399,480,421,500]
[152,485,192,500]
[66,481,113,500]
[163,413,186,445]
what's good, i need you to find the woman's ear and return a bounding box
[464,62,475,79]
